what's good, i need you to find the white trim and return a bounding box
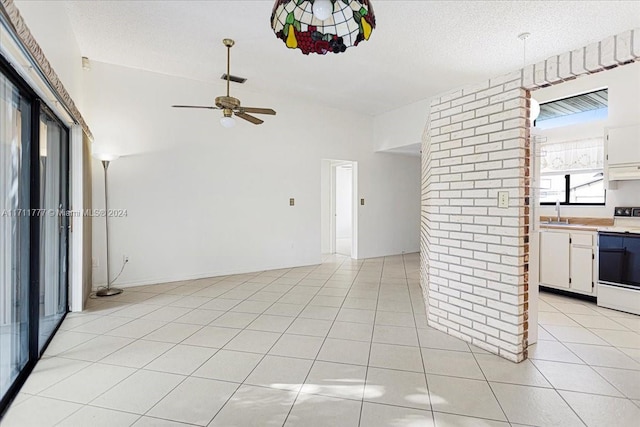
[351,161,359,259]
[329,164,336,255]
[69,125,84,312]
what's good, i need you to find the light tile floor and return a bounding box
[2,253,640,426]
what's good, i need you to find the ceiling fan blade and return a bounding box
[240,107,276,115]
[171,105,219,109]
[235,112,264,125]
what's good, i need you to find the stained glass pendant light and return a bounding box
[271,0,376,55]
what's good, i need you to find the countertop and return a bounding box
[538,217,613,232]
[539,224,600,232]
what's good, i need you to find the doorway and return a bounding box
[0,59,70,415]
[321,160,358,258]
[335,164,353,256]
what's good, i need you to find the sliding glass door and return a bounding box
[0,70,32,405]
[38,111,69,351]
[0,62,69,413]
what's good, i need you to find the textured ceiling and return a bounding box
[32,1,640,115]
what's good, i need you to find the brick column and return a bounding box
[420,28,640,362]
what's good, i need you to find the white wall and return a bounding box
[86,61,420,287]
[373,99,431,152]
[335,166,353,239]
[535,62,640,217]
[15,1,85,110]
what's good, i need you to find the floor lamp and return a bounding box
[93,152,123,297]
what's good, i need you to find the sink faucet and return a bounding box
[556,200,561,223]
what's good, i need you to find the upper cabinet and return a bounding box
[606,124,640,181]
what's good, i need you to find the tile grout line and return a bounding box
[356,256,386,427]
[468,341,515,424]
[56,264,309,425]
[281,256,368,427]
[404,253,438,425]
[143,259,337,426]
[202,255,364,425]
[539,332,640,396]
[10,256,639,427]
[526,359,590,427]
[48,266,319,426]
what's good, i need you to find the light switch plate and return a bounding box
[360,198,365,206]
[498,191,509,208]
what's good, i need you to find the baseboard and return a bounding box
[91,259,323,290]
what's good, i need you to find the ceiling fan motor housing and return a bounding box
[215,96,241,110]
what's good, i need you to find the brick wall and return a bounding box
[421,28,640,362]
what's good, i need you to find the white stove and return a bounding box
[597,207,640,315]
[599,225,640,234]
[599,207,640,233]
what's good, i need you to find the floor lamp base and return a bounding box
[96,287,124,297]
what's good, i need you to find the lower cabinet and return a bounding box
[540,231,570,288]
[539,229,596,295]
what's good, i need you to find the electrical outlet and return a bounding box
[498,191,509,208]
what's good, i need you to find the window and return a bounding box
[535,89,608,130]
[536,88,607,205]
[539,138,605,205]
[540,172,605,205]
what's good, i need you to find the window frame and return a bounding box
[540,173,606,206]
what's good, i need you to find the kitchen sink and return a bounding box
[540,220,570,225]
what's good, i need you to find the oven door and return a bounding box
[599,232,640,289]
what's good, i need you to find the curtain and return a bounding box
[540,137,604,175]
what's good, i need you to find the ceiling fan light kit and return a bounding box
[271,0,376,55]
[220,110,236,128]
[171,39,276,127]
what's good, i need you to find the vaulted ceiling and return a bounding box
[24,1,640,115]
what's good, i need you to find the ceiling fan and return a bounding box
[172,39,276,127]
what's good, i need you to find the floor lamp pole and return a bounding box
[96,159,122,297]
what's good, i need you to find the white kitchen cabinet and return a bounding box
[606,124,640,166]
[540,231,570,289]
[570,246,594,293]
[539,229,597,296]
